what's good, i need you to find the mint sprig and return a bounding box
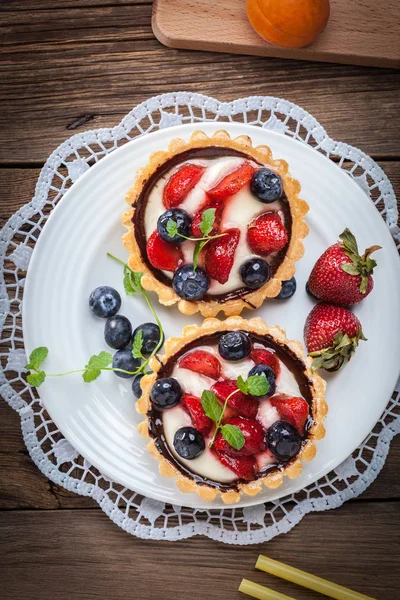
[25,255,165,388]
[201,373,267,451]
[166,208,227,272]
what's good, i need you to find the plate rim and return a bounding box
[23,121,400,509]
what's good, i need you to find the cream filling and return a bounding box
[163,406,237,484]
[162,347,303,482]
[143,156,285,295]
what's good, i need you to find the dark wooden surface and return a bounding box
[1,2,399,599]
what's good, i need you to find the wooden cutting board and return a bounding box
[152,0,400,69]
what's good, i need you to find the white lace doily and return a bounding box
[1,93,399,545]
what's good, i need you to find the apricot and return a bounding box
[246,0,330,48]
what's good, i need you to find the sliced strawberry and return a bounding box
[191,202,223,238]
[146,230,184,272]
[163,164,205,209]
[250,348,281,378]
[182,394,213,436]
[247,212,288,255]
[204,228,240,284]
[215,450,256,481]
[271,394,309,434]
[208,162,255,201]
[214,417,264,457]
[179,350,221,380]
[211,380,258,419]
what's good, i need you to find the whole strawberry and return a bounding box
[307,229,381,305]
[304,303,366,372]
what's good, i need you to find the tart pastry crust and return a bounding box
[137,316,327,505]
[122,129,309,317]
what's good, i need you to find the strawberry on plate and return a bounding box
[207,162,255,201]
[146,230,184,271]
[179,350,221,380]
[247,212,288,255]
[271,394,309,434]
[250,348,281,378]
[304,303,366,372]
[182,394,213,436]
[211,380,258,419]
[163,163,205,209]
[214,417,265,457]
[204,228,240,284]
[191,202,223,238]
[307,228,381,305]
[214,450,256,481]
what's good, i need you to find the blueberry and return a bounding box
[157,209,192,243]
[218,331,251,362]
[104,315,132,349]
[172,265,210,301]
[133,322,164,356]
[112,349,141,379]
[150,377,182,410]
[276,277,297,300]
[305,281,318,299]
[132,373,144,398]
[173,426,205,460]
[250,168,283,203]
[266,420,301,461]
[240,258,271,289]
[248,364,276,397]
[89,286,121,318]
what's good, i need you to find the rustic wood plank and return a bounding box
[0,5,399,162]
[1,503,399,599]
[1,0,151,9]
[153,0,400,69]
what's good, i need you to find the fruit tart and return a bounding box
[137,317,327,504]
[122,130,309,317]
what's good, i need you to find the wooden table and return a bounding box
[1,2,400,599]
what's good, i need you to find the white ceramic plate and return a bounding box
[23,122,400,509]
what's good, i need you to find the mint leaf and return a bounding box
[166,219,178,238]
[86,351,113,370]
[83,351,113,383]
[82,368,102,383]
[26,346,48,371]
[246,374,269,397]
[201,390,223,422]
[123,265,143,295]
[193,239,208,272]
[220,424,245,451]
[27,371,46,387]
[132,330,144,359]
[199,208,216,236]
[236,375,248,394]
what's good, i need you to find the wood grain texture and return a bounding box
[1,3,400,161]
[153,0,400,68]
[1,503,399,599]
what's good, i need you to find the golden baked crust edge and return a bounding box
[121,129,309,317]
[136,316,327,505]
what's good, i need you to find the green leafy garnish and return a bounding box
[123,263,144,296]
[26,347,48,371]
[201,390,223,422]
[27,371,46,387]
[199,208,216,236]
[237,374,269,397]
[220,424,245,451]
[166,219,178,238]
[132,330,144,359]
[83,351,113,382]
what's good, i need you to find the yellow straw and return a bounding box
[256,555,375,600]
[239,579,295,600]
